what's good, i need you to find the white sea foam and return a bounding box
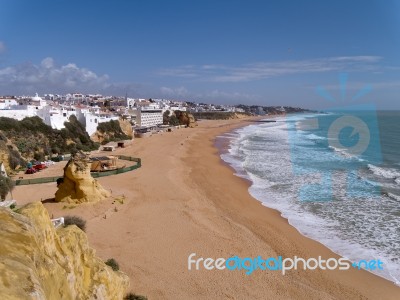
[387,192,400,201]
[328,145,355,159]
[220,114,400,285]
[368,164,400,179]
[307,133,327,140]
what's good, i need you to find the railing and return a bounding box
[14,156,141,186]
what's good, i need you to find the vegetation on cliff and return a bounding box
[235,104,313,115]
[64,215,87,231]
[192,111,250,120]
[163,110,197,127]
[124,293,148,300]
[0,134,26,172]
[0,174,14,200]
[60,115,99,153]
[96,119,130,144]
[0,116,99,165]
[163,110,179,126]
[105,258,120,271]
[0,202,129,299]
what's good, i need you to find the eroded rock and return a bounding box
[55,152,110,204]
[0,202,129,299]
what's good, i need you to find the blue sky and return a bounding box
[0,0,399,109]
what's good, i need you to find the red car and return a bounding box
[33,163,46,171]
[25,168,36,174]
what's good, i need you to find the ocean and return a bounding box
[219,111,400,284]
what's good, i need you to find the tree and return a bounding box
[163,110,170,125]
[0,175,14,201]
[169,115,180,126]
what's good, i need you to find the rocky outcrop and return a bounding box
[174,111,198,128]
[55,152,110,204]
[90,131,107,144]
[0,202,129,299]
[0,147,11,173]
[91,119,132,144]
[118,119,133,137]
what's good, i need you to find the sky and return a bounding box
[0,0,400,109]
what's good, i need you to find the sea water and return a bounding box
[219,111,400,284]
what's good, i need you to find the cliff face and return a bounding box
[0,148,11,173]
[118,119,133,137]
[174,111,197,128]
[0,202,129,299]
[91,119,131,144]
[0,116,99,163]
[55,152,110,204]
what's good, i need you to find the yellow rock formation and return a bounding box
[0,202,129,299]
[175,111,198,128]
[55,152,110,204]
[118,119,134,137]
[90,118,132,144]
[0,146,12,174]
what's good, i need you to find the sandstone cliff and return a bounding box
[55,152,110,204]
[91,119,132,144]
[174,111,197,128]
[0,202,129,299]
[118,119,133,137]
[0,148,11,174]
[0,134,25,173]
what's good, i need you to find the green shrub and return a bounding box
[163,110,170,125]
[33,152,45,161]
[64,215,86,232]
[97,120,129,142]
[192,112,236,120]
[124,293,148,300]
[0,175,14,201]
[0,116,99,162]
[169,115,179,126]
[105,258,119,271]
[0,131,7,142]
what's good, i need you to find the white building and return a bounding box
[38,105,78,130]
[35,101,119,136]
[85,112,120,136]
[0,98,18,110]
[136,107,163,127]
[0,93,47,120]
[0,93,122,137]
[0,108,37,120]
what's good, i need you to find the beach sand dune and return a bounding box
[13,119,400,299]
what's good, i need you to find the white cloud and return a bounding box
[40,57,54,69]
[160,86,188,97]
[0,41,6,53]
[195,90,261,104]
[157,56,384,82]
[0,57,110,94]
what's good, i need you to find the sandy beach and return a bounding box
[13,118,400,299]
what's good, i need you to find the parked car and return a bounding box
[33,163,46,171]
[25,168,36,174]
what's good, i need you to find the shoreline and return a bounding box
[183,118,400,299]
[12,117,400,299]
[214,116,399,286]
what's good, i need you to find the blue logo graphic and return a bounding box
[288,74,382,201]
